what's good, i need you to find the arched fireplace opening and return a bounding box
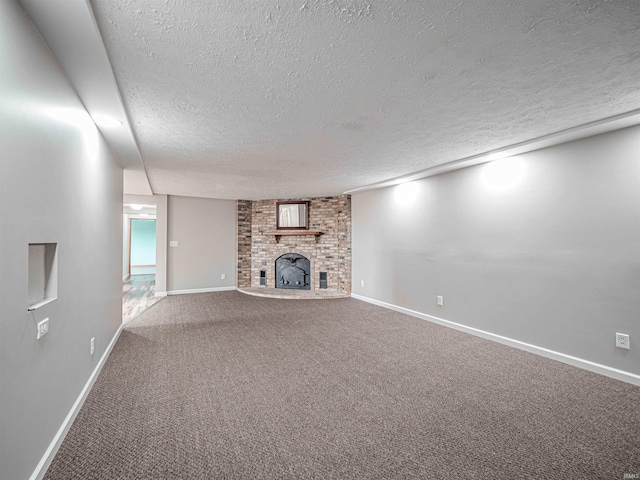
[275,253,310,290]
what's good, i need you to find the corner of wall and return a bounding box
[154,194,168,295]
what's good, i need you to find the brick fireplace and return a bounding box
[237,195,351,294]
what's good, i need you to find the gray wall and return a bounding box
[352,126,640,376]
[123,213,130,278]
[156,194,168,295]
[0,2,123,479]
[167,195,237,292]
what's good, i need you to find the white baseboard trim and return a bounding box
[166,286,237,296]
[30,323,124,480]
[154,291,167,298]
[351,293,640,386]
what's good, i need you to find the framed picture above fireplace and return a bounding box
[277,201,309,230]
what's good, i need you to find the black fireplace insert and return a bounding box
[275,253,310,290]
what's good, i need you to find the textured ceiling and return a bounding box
[90,0,640,200]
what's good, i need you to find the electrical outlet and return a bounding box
[90,337,95,355]
[437,296,444,306]
[36,318,49,339]
[221,273,226,280]
[616,333,630,350]
[360,280,365,287]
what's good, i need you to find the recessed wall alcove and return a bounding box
[237,195,351,297]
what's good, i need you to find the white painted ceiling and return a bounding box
[27,1,640,199]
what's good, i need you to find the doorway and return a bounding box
[123,204,160,324]
[129,218,156,275]
[122,202,160,323]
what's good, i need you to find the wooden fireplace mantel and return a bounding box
[268,230,324,243]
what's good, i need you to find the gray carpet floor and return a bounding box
[45,291,640,479]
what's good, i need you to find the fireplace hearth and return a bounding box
[275,253,310,290]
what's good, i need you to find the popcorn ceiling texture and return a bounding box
[237,196,351,293]
[91,0,640,200]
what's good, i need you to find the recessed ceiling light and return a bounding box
[92,114,123,128]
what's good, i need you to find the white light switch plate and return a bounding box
[169,241,179,247]
[37,318,49,339]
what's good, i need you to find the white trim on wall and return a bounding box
[351,293,640,386]
[166,286,237,296]
[30,324,124,480]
